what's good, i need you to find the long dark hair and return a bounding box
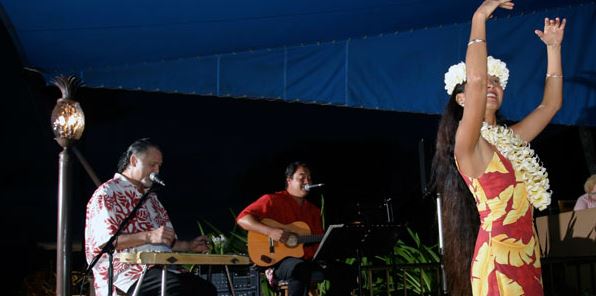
[117,138,160,173]
[430,83,479,296]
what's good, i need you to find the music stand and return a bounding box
[313,223,402,296]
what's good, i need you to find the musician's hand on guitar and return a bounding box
[267,228,286,242]
[147,226,176,246]
[189,235,211,253]
[280,231,292,244]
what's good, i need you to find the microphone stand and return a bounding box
[418,138,448,294]
[436,193,448,295]
[383,197,398,296]
[383,197,394,224]
[84,187,156,295]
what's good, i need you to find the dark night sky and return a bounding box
[0,21,593,293]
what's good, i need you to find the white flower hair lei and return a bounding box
[444,56,510,95]
[480,122,551,210]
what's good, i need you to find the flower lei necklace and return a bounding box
[480,122,551,210]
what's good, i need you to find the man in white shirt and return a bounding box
[85,138,216,296]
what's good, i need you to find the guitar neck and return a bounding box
[297,234,323,244]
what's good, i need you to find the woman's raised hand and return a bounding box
[475,0,514,20]
[535,17,566,47]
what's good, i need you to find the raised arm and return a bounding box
[454,0,514,170]
[512,17,566,142]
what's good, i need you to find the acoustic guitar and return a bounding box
[247,218,323,267]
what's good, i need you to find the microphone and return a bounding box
[149,172,166,187]
[304,183,324,191]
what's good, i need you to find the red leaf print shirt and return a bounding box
[84,173,174,296]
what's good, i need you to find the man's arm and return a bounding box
[113,225,175,250]
[237,214,286,242]
[172,236,210,253]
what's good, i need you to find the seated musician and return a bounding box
[84,138,217,296]
[236,161,356,296]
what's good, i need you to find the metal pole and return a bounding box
[436,194,448,295]
[57,147,72,296]
[436,194,444,255]
[73,146,102,187]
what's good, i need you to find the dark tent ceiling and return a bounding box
[1,0,595,125]
[0,0,583,68]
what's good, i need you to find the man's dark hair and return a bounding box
[117,138,160,173]
[284,161,309,179]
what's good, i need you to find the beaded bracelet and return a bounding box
[467,39,486,46]
[546,73,563,78]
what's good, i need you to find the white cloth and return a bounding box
[84,173,174,296]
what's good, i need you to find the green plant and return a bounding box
[196,209,248,255]
[339,227,439,296]
[378,227,440,295]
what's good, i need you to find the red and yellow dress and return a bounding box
[459,151,543,295]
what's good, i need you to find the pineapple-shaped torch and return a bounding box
[50,75,85,148]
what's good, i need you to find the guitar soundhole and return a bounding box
[286,233,298,247]
[261,255,272,263]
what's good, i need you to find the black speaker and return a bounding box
[198,265,260,296]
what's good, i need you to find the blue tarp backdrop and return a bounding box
[1,0,595,126]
